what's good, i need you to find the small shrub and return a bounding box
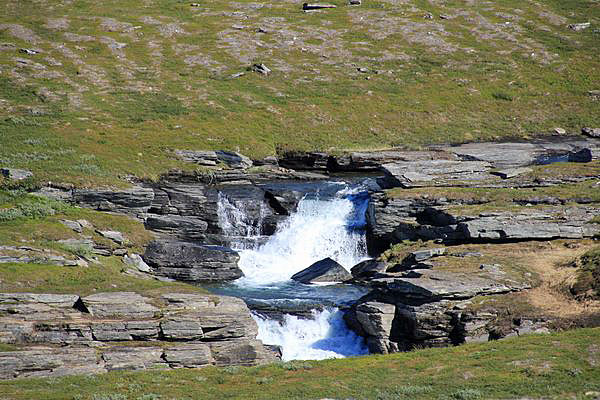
[449,389,483,400]
[491,92,514,101]
[376,385,433,399]
[255,377,273,385]
[223,366,241,374]
[136,394,161,400]
[279,360,314,371]
[91,394,127,400]
[570,247,600,299]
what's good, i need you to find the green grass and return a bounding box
[0,258,208,297]
[1,328,599,399]
[0,189,200,297]
[571,246,600,299]
[0,0,599,186]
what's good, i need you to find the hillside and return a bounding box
[1,0,599,186]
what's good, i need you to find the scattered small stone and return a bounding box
[349,0,361,5]
[124,253,151,273]
[60,219,83,233]
[1,168,33,181]
[113,248,128,256]
[190,3,201,6]
[424,12,433,19]
[97,230,126,245]
[589,90,600,100]
[77,219,93,229]
[554,127,566,135]
[451,252,484,258]
[19,48,39,55]
[230,72,245,79]
[357,67,368,73]
[251,63,271,75]
[491,167,532,179]
[568,22,591,31]
[582,127,600,138]
[302,3,336,10]
[232,24,245,30]
[480,264,505,275]
[439,14,450,20]
[256,27,268,33]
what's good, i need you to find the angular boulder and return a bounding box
[290,257,351,284]
[143,240,243,282]
[350,259,388,279]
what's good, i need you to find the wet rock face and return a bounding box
[143,240,243,283]
[0,292,279,379]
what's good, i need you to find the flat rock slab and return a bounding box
[445,139,599,168]
[381,160,492,187]
[371,270,528,302]
[143,240,243,283]
[97,230,125,244]
[1,168,33,181]
[291,257,351,284]
[163,343,213,368]
[0,293,79,308]
[491,167,532,179]
[0,347,103,379]
[102,346,166,371]
[81,292,159,319]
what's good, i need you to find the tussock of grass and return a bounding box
[570,246,600,300]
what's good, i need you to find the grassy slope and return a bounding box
[0,328,599,399]
[0,0,599,186]
[0,190,207,297]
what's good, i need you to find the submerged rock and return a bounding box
[291,257,351,284]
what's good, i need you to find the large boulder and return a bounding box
[290,257,351,284]
[143,240,243,282]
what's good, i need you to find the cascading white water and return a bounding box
[216,185,370,360]
[253,308,368,361]
[234,195,367,285]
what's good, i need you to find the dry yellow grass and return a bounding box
[523,241,600,317]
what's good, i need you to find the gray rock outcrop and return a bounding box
[291,257,351,284]
[1,168,33,181]
[0,291,279,379]
[143,240,243,282]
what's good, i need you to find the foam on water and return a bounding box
[216,182,370,360]
[253,308,368,361]
[231,195,367,286]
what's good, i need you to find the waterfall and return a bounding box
[226,193,368,286]
[216,183,370,360]
[253,308,368,361]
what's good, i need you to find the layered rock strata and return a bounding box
[0,292,279,379]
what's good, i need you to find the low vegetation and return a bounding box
[1,328,599,399]
[570,246,600,300]
[0,189,207,297]
[1,0,599,186]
